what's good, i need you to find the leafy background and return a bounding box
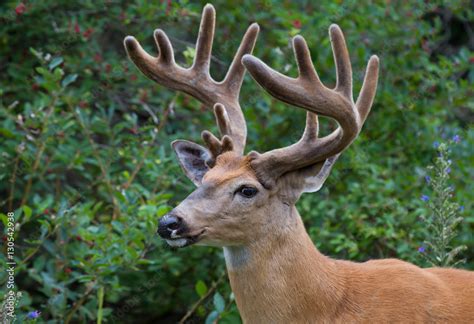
[0,0,473,323]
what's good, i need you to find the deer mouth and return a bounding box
[165,229,205,248]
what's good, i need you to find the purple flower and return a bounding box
[452,135,460,143]
[421,195,429,202]
[459,206,465,212]
[27,311,40,319]
[418,246,426,253]
[424,175,431,184]
[433,141,440,148]
[446,167,451,174]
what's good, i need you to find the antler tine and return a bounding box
[201,103,234,167]
[302,111,319,142]
[243,24,379,185]
[154,29,175,65]
[213,103,232,136]
[356,55,379,122]
[293,35,321,84]
[224,22,260,94]
[124,4,260,155]
[330,24,353,100]
[243,33,355,122]
[193,4,215,73]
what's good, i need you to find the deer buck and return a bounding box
[124,4,474,323]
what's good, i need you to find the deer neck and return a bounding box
[223,206,346,322]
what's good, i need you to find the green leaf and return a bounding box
[87,225,100,234]
[49,57,64,70]
[0,213,7,227]
[35,67,49,76]
[113,190,127,204]
[111,220,125,233]
[61,74,78,88]
[157,205,171,217]
[38,219,50,239]
[22,205,32,222]
[76,275,95,283]
[195,280,208,297]
[205,310,219,324]
[29,47,43,61]
[0,127,14,138]
[213,292,225,313]
[122,170,130,180]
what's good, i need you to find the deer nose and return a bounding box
[157,213,184,238]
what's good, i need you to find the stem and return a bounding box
[65,283,96,324]
[178,272,226,324]
[122,99,173,190]
[7,155,20,211]
[20,143,45,206]
[20,95,58,206]
[70,105,120,219]
[97,286,105,324]
[21,225,59,265]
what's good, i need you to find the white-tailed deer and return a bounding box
[124,4,474,323]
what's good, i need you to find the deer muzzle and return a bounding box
[157,212,204,248]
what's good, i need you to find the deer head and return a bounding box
[124,4,379,249]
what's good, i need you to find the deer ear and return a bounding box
[277,154,340,204]
[172,140,211,186]
[301,154,340,193]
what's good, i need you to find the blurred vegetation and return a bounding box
[0,0,473,323]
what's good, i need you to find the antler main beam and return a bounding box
[242,25,379,184]
[124,4,259,155]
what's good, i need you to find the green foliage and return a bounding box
[419,139,467,267]
[0,0,472,323]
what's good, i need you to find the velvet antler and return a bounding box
[124,4,259,155]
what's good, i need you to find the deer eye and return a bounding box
[236,186,258,198]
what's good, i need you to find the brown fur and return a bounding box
[227,206,474,323]
[175,155,474,323]
[203,153,254,185]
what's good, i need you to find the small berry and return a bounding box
[83,28,94,39]
[293,19,302,29]
[15,3,26,15]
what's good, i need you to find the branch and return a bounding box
[178,272,226,324]
[122,98,174,190]
[64,283,96,324]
